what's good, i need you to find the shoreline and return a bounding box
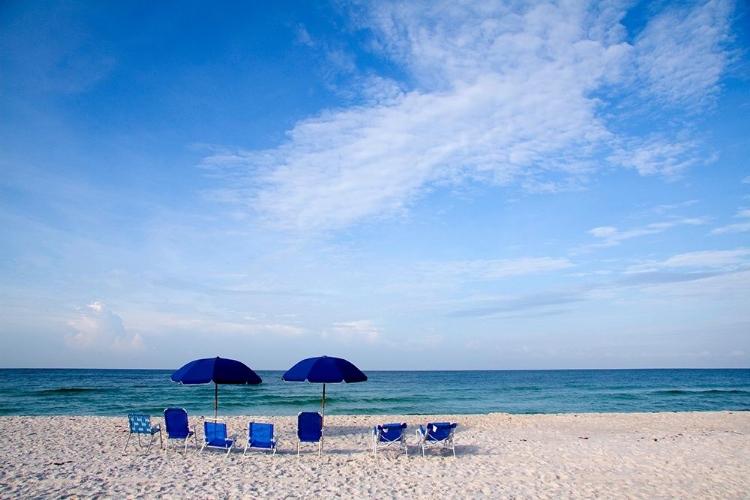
[1,411,748,498]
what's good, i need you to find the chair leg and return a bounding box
[125,434,132,451]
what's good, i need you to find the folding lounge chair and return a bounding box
[416,422,457,457]
[125,413,162,452]
[201,418,235,456]
[244,422,277,455]
[296,411,323,456]
[163,407,198,453]
[372,422,408,456]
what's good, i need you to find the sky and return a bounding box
[1,0,749,371]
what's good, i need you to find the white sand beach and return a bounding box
[1,412,748,499]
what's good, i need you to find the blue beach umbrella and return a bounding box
[171,356,262,419]
[282,355,367,424]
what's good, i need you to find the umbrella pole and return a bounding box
[321,383,326,426]
[214,383,218,420]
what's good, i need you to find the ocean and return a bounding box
[0,369,748,417]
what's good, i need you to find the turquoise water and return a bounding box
[0,369,748,416]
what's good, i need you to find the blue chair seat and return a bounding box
[244,422,277,455]
[297,412,323,456]
[164,407,198,453]
[416,422,457,457]
[372,422,408,456]
[125,413,162,452]
[201,419,234,456]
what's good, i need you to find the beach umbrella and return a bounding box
[170,356,262,419]
[282,355,367,424]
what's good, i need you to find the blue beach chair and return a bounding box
[416,422,457,457]
[163,407,198,453]
[296,411,323,456]
[125,413,162,452]
[244,422,277,455]
[201,418,235,456]
[372,422,408,456]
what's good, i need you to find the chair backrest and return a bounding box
[128,413,152,434]
[377,422,406,442]
[164,408,190,439]
[249,422,274,447]
[425,422,457,441]
[204,419,228,443]
[297,412,323,442]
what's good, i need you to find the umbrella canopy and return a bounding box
[282,355,367,424]
[171,356,262,419]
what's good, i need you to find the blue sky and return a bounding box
[1,0,748,370]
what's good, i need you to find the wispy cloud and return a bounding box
[584,217,707,250]
[325,320,381,343]
[418,257,574,281]
[632,0,734,111]
[608,136,700,177]
[711,208,750,234]
[448,290,583,318]
[626,249,750,273]
[199,1,734,232]
[296,25,314,47]
[449,251,750,318]
[128,311,306,339]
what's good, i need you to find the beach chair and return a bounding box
[416,422,457,457]
[201,418,235,456]
[296,411,323,456]
[244,422,277,455]
[372,422,408,456]
[163,407,198,453]
[125,413,162,452]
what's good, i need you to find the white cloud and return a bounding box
[420,257,574,281]
[128,312,306,338]
[660,249,750,268]
[326,320,382,343]
[65,302,144,352]
[608,137,699,177]
[199,1,734,232]
[626,249,750,273]
[584,217,709,250]
[632,0,734,111]
[589,226,618,238]
[259,323,306,337]
[586,222,673,247]
[711,209,750,234]
[711,222,750,235]
[297,25,314,47]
